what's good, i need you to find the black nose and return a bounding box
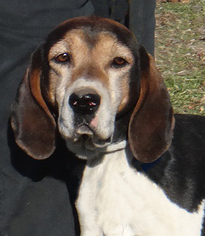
[69,93,101,115]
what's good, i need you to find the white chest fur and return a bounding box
[76,148,204,236]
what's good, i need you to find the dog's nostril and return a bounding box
[69,93,100,115]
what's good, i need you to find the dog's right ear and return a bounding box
[11,45,56,159]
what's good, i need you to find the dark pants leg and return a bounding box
[129,0,156,56]
[92,0,156,55]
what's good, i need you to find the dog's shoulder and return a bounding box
[138,114,205,212]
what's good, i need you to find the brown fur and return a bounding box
[11,16,173,163]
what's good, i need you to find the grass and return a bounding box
[155,0,205,115]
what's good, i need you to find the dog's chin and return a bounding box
[65,135,112,160]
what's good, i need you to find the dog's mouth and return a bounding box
[74,124,112,150]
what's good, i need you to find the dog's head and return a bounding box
[11,16,174,163]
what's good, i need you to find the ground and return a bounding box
[155,0,205,115]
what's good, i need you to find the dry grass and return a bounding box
[155,0,205,115]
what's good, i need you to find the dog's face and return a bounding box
[11,17,174,162]
[45,23,140,158]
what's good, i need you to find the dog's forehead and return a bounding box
[63,28,117,49]
[49,28,128,51]
[45,17,134,51]
[48,28,134,66]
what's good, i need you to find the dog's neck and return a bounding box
[103,140,127,153]
[84,140,161,174]
[85,140,131,168]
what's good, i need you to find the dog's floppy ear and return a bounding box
[11,45,56,159]
[128,46,174,163]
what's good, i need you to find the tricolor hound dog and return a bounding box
[11,16,205,236]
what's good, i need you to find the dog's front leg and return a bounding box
[76,196,104,236]
[76,166,104,236]
[79,225,104,236]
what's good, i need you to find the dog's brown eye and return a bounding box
[55,53,70,63]
[112,57,128,68]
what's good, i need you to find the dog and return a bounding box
[11,16,205,236]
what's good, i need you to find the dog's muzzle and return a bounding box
[68,90,112,150]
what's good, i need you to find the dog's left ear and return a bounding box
[128,46,174,163]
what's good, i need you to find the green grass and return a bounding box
[155,0,205,115]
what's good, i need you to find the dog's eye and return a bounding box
[55,53,71,63]
[112,57,128,68]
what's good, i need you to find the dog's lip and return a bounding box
[92,136,112,147]
[74,124,112,150]
[76,124,93,136]
[84,136,112,150]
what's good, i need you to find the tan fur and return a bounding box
[48,29,134,113]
